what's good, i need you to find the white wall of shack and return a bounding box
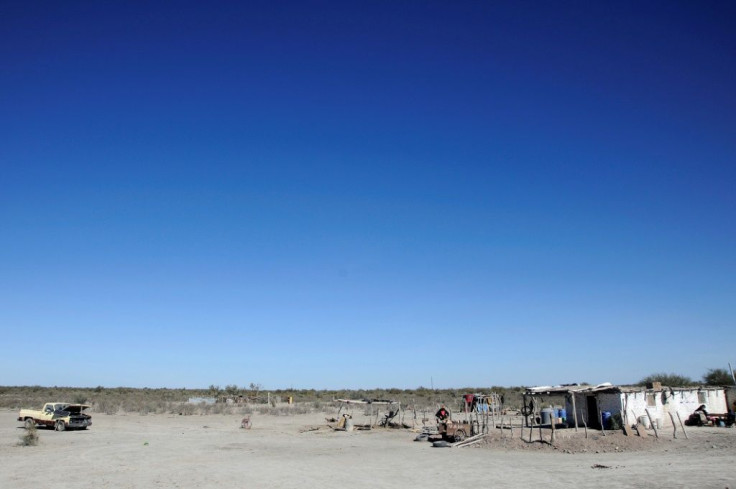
[622,391,656,425]
[625,389,727,427]
[673,389,727,417]
[564,389,727,428]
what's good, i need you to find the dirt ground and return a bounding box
[2,409,735,488]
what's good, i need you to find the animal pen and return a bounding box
[457,393,504,435]
[335,399,405,428]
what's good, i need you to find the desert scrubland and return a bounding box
[2,407,736,489]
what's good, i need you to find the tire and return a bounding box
[454,430,466,442]
[55,420,66,432]
[432,440,451,448]
[24,418,35,429]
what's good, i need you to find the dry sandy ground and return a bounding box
[1,409,735,488]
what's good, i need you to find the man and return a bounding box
[463,394,475,413]
[436,405,450,421]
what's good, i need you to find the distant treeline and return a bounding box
[4,369,730,415]
[0,385,529,414]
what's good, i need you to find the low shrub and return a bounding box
[19,424,39,446]
[95,399,119,415]
[177,403,196,416]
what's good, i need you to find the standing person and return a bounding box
[463,394,475,413]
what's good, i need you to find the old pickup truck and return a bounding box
[18,402,92,431]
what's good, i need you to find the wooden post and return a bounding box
[538,408,543,442]
[676,412,689,439]
[631,410,645,436]
[582,418,588,439]
[528,400,534,442]
[571,393,578,432]
[491,396,496,431]
[550,412,556,445]
[668,412,677,439]
[645,408,659,438]
[522,394,528,427]
[529,417,533,442]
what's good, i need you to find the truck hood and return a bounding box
[58,404,91,414]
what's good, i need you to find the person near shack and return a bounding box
[463,394,475,413]
[694,404,712,426]
[436,405,450,422]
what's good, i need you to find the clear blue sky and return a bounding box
[1,1,734,389]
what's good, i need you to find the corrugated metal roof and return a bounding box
[524,383,726,395]
[525,383,615,395]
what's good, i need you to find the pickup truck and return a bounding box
[18,402,92,431]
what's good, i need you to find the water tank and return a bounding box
[541,408,555,425]
[601,411,612,429]
[557,408,567,421]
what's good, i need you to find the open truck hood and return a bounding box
[56,404,91,414]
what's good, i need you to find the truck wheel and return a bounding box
[25,418,35,429]
[454,430,466,442]
[55,420,66,432]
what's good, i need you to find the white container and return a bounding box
[638,415,651,429]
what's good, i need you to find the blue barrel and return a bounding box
[601,411,612,429]
[541,408,554,425]
[557,408,567,422]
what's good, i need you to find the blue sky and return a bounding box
[1,1,734,389]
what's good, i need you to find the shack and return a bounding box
[525,383,729,429]
[726,386,736,411]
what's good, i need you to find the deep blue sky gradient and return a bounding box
[1,1,734,388]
